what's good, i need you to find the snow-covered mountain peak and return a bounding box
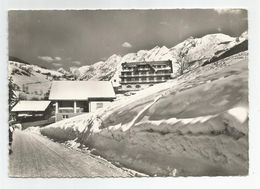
[240,30,248,40]
[57,67,68,74]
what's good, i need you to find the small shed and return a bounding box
[11,100,53,123]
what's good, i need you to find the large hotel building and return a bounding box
[119,60,173,91]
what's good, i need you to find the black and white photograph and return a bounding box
[7,8,249,178]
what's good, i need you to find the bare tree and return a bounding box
[176,37,196,75]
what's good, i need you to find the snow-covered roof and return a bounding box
[122,60,172,66]
[11,101,51,112]
[49,81,116,100]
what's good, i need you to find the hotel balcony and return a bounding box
[121,66,171,72]
[58,107,84,113]
[119,79,167,84]
[119,72,171,78]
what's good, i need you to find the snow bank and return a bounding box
[41,57,248,176]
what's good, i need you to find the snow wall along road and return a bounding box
[41,59,248,177]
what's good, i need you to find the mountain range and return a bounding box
[68,31,248,86]
[9,31,248,99]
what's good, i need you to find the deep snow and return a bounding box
[40,51,248,176]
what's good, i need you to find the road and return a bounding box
[9,129,132,177]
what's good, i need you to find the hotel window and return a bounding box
[62,115,69,119]
[149,77,154,81]
[142,77,146,81]
[96,103,103,109]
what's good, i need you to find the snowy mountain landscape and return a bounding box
[9,31,248,98]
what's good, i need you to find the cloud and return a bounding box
[214,9,243,15]
[217,27,222,32]
[55,57,62,61]
[122,42,132,48]
[100,57,108,61]
[38,56,54,63]
[52,63,62,67]
[72,61,81,66]
[38,56,62,62]
[159,21,170,26]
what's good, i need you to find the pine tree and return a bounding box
[9,77,17,112]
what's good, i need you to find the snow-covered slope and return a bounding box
[79,54,122,81]
[9,61,64,100]
[40,51,248,176]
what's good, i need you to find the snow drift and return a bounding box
[40,52,248,176]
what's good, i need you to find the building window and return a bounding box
[149,77,154,81]
[142,77,146,81]
[62,115,69,119]
[126,85,132,88]
[157,77,162,80]
[136,85,141,88]
[96,103,103,109]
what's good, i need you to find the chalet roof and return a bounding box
[11,101,51,112]
[49,81,116,100]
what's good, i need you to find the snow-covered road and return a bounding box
[9,129,131,177]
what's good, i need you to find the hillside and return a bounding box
[40,51,248,176]
[9,61,66,100]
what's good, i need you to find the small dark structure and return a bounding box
[11,100,54,128]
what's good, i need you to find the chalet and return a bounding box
[11,100,54,128]
[48,81,116,122]
[119,60,173,91]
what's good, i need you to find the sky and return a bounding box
[8,9,248,70]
